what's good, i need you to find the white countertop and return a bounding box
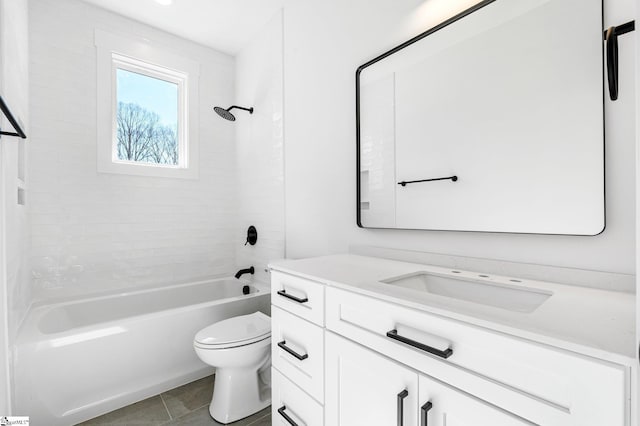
[270,254,636,366]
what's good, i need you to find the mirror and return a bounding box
[357,0,605,235]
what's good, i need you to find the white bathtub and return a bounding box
[14,278,270,426]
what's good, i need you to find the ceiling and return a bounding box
[81,0,285,55]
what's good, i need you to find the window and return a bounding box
[114,60,182,166]
[96,30,200,178]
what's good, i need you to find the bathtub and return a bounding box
[14,278,270,426]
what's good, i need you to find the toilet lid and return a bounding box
[194,311,271,347]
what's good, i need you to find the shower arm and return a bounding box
[227,105,254,114]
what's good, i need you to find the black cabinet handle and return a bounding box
[421,401,433,426]
[277,406,298,426]
[387,329,453,359]
[277,340,309,360]
[397,389,408,426]
[277,289,308,304]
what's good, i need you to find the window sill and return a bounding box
[97,160,199,179]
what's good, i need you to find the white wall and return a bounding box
[283,0,637,275]
[635,0,640,419]
[28,0,239,300]
[235,11,285,283]
[0,0,30,413]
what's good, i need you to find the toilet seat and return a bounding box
[194,311,271,349]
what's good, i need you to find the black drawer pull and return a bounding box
[277,340,309,360]
[421,401,433,426]
[277,289,308,304]
[277,405,299,426]
[397,389,408,426]
[386,329,453,359]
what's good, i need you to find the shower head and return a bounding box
[214,106,236,121]
[214,105,254,121]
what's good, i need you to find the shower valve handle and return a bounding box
[245,226,258,246]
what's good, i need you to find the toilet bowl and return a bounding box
[193,311,271,424]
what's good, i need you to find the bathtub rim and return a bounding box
[17,277,270,344]
[30,274,261,309]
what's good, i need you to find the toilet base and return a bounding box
[209,366,271,424]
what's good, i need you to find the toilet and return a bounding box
[193,311,272,424]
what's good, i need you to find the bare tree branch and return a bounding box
[116,102,178,165]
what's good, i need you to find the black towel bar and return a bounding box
[0,95,26,139]
[398,176,458,187]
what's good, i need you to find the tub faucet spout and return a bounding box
[235,266,255,279]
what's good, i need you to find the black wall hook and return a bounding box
[245,226,258,246]
[604,20,635,101]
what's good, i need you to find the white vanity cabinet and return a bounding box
[270,257,632,426]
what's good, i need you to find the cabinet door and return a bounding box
[326,332,418,426]
[418,375,533,426]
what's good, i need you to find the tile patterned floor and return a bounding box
[77,375,271,425]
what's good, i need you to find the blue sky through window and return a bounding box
[116,68,178,127]
[115,67,180,165]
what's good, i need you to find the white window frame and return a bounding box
[95,30,200,179]
[111,55,187,168]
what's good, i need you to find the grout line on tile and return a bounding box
[194,402,209,411]
[165,402,210,424]
[246,410,271,425]
[159,393,172,420]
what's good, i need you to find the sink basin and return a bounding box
[380,272,552,313]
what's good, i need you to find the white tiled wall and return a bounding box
[0,0,30,412]
[235,11,285,284]
[29,0,239,299]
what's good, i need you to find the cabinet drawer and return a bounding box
[272,369,324,426]
[271,270,325,326]
[272,306,324,403]
[326,286,628,426]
